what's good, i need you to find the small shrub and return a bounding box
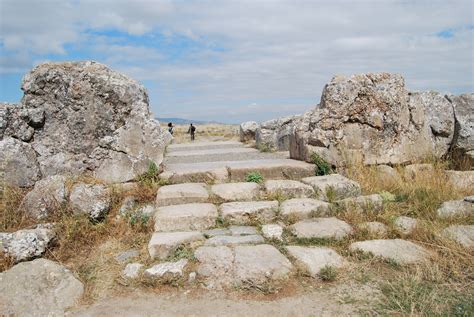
[379,191,396,202]
[136,161,160,185]
[257,143,273,153]
[245,172,264,183]
[311,153,332,176]
[319,265,338,281]
[325,186,337,203]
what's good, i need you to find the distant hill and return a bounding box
[157,117,226,125]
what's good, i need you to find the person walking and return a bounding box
[167,122,174,135]
[187,123,196,141]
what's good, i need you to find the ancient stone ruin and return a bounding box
[0,61,171,187]
[290,73,473,167]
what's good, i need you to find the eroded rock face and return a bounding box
[256,115,302,151]
[290,73,471,166]
[0,137,41,187]
[239,121,259,142]
[1,61,170,186]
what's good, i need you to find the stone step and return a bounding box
[148,231,205,260]
[290,217,353,240]
[153,203,218,232]
[220,201,279,225]
[285,246,345,277]
[194,244,294,289]
[160,159,315,184]
[164,150,289,164]
[167,141,244,152]
[155,183,209,207]
[204,235,265,246]
[301,174,362,201]
[167,147,259,157]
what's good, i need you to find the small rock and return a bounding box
[441,225,474,248]
[1,225,56,263]
[155,183,209,207]
[220,201,278,225]
[144,259,188,283]
[211,182,260,201]
[204,235,264,246]
[358,222,388,236]
[148,231,205,260]
[69,183,111,220]
[290,217,353,240]
[261,224,284,241]
[349,239,429,265]
[203,228,230,238]
[188,271,197,283]
[301,174,361,201]
[465,196,474,203]
[115,249,140,264]
[286,246,344,277]
[394,216,418,234]
[336,194,383,213]
[122,263,144,279]
[0,259,84,316]
[229,226,258,236]
[264,180,315,198]
[154,203,218,232]
[280,198,331,221]
[437,199,473,218]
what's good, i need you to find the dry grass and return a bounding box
[162,123,239,143]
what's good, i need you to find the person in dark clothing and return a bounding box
[187,123,196,141]
[167,122,174,135]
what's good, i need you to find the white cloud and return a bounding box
[0,0,472,123]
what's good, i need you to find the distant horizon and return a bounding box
[1,1,473,123]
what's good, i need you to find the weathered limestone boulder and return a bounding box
[0,259,84,316]
[447,93,474,163]
[0,224,55,263]
[20,175,68,219]
[436,198,474,218]
[445,171,474,192]
[357,221,388,236]
[290,73,469,167]
[0,137,40,187]
[373,165,402,185]
[69,183,111,219]
[349,239,430,264]
[256,115,302,151]
[301,174,361,201]
[1,61,170,186]
[336,194,383,213]
[239,121,259,142]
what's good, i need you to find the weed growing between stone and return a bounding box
[319,265,338,281]
[310,153,332,176]
[245,171,264,183]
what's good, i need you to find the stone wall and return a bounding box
[0,61,171,186]
[290,73,473,167]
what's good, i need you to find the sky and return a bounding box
[0,0,473,124]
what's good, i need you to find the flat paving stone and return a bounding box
[290,217,353,240]
[194,246,234,288]
[301,174,361,201]
[167,141,243,152]
[167,147,258,157]
[264,180,314,198]
[437,199,474,218]
[229,226,258,236]
[336,194,383,213]
[441,225,474,248]
[148,231,205,260]
[220,201,279,225]
[280,198,331,222]
[155,183,209,207]
[349,239,430,265]
[394,216,418,235]
[286,246,345,277]
[154,203,218,232]
[211,182,261,201]
[204,235,264,246]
